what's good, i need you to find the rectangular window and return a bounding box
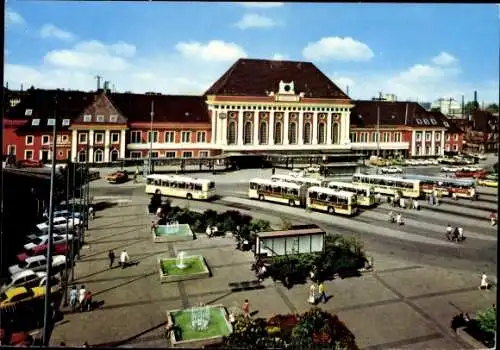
[165,131,175,143]
[25,135,34,145]
[165,151,176,158]
[359,132,367,142]
[25,109,33,116]
[182,151,193,158]
[199,151,209,158]
[446,134,450,141]
[130,151,142,159]
[454,134,458,141]
[83,115,92,122]
[67,150,71,159]
[130,131,142,143]
[370,132,379,142]
[446,144,451,152]
[96,115,105,123]
[349,132,357,143]
[7,145,16,155]
[453,144,458,151]
[42,135,50,145]
[149,151,159,158]
[31,118,40,126]
[25,150,33,160]
[147,131,159,143]
[425,132,431,141]
[394,132,401,142]
[382,132,390,143]
[111,132,119,143]
[109,114,118,122]
[95,133,104,144]
[196,131,207,143]
[78,133,87,144]
[435,132,441,141]
[181,131,192,143]
[415,132,422,141]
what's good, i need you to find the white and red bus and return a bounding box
[403,174,476,199]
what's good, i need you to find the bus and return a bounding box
[306,187,358,216]
[145,174,216,200]
[403,174,476,199]
[271,174,325,188]
[248,178,304,207]
[326,181,376,207]
[352,174,421,198]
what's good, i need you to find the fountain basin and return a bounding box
[158,255,210,283]
[167,304,232,348]
[152,223,194,243]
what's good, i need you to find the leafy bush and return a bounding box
[477,306,496,334]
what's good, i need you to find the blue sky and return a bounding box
[5,2,499,103]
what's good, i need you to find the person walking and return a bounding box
[120,249,130,269]
[242,299,250,318]
[69,286,78,312]
[88,206,94,221]
[414,199,419,210]
[479,273,489,290]
[388,210,395,223]
[78,285,86,312]
[446,224,453,240]
[396,213,403,225]
[108,250,115,269]
[84,290,93,311]
[399,197,405,209]
[308,283,317,304]
[318,282,327,304]
[458,227,464,241]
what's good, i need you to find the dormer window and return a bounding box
[96,115,105,122]
[62,119,70,126]
[416,118,422,125]
[109,114,118,122]
[430,118,437,125]
[31,118,40,126]
[25,109,33,116]
[443,121,450,127]
[83,114,92,122]
[423,118,430,125]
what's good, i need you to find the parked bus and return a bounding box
[306,187,358,216]
[145,174,216,200]
[271,174,324,188]
[326,181,376,207]
[352,174,420,198]
[249,178,304,207]
[403,174,476,199]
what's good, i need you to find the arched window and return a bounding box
[243,121,253,144]
[78,150,86,163]
[289,122,297,144]
[227,121,237,145]
[274,121,283,144]
[94,149,103,163]
[259,121,268,144]
[304,122,312,144]
[332,123,339,144]
[110,149,119,162]
[318,123,326,144]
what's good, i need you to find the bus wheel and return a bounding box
[186,193,193,200]
[288,199,295,207]
[328,206,335,214]
[259,195,264,201]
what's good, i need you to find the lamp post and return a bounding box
[376,104,381,174]
[63,161,70,306]
[148,100,155,175]
[70,160,76,281]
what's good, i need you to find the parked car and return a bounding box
[380,166,403,174]
[16,160,43,168]
[17,241,71,263]
[106,170,128,184]
[441,166,461,172]
[36,216,81,232]
[25,226,68,242]
[0,286,45,309]
[24,234,73,251]
[1,270,60,292]
[43,209,83,220]
[477,179,498,188]
[8,255,66,276]
[0,328,34,346]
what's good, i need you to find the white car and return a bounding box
[427,159,439,165]
[1,270,53,292]
[462,166,483,172]
[37,216,81,232]
[441,166,461,172]
[43,209,83,220]
[8,255,66,276]
[381,166,403,174]
[24,234,73,251]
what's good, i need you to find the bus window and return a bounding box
[161,180,168,186]
[188,183,194,190]
[309,191,318,199]
[250,182,258,190]
[194,184,202,191]
[339,197,347,205]
[208,181,215,189]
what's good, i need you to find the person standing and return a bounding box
[88,206,94,221]
[318,282,327,304]
[108,250,115,269]
[78,285,86,312]
[84,290,93,311]
[120,250,130,269]
[458,227,464,241]
[414,199,419,211]
[308,283,317,304]
[396,213,403,225]
[479,273,489,290]
[242,299,250,318]
[69,286,78,312]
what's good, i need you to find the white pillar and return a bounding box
[253,114,259,145]
[269,113,274,145]
[440,130,445,156]
[211,108,216,144]
[283,112,289,145]
[421,131,425,155]
[104,130,110,162]
[411,130,416,156]
[431,131,436,156]
[298,113,304,145]
[312,113,318,144]
[221,118,227,146]
[237,114,244,146]
[120,129,126,159]
[326,114,332,145]
[341,112,349,144]
[88,130,94,162]
[343,111,350,143]
[71,129,77,161]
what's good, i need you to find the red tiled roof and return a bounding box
[109,93,209,124]
[430,113,463,134]
[204,58,349,99]
[350,100,447,128]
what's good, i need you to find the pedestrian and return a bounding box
[396,213,403,225]
[69,285,78,312]
[479,273,489,290]
[429,194,434,206]
[446,224,453,240]
[388,210,395,223]
[78,285,86,312]
[271,167,276,175]
[414,199,419,210]
[228,312,236,326]
[88,206,94,221]
[452,192,458,200]
[308,283,317,304]
[318,282,327,304]
[84,290,93,311]
[458,227,464,241]
[242,299,250,318]
[134,167,139,183]
[375,193,381,204]
[108,250,115,269]
[156,206,162,217]
[489,212,497,226]
[435,195,439,207]
[120,249,130,269]
[400,197,405,209]
[205,225,213,238]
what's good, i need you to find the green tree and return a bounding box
[486,103,499,114]
[464,101,480,114]
[476,306,496,334]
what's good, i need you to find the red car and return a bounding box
[17,242,70,263]
[0,329,33,346]
[16,160,42,168]
[455,170,487,178]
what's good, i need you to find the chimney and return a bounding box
[405,103,409,125]
[103,81,110,93]
[20,84,23,91]
[461,94,465,118]
[379,91,383,100]
[474,90,477,105]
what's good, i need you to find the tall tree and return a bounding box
[464,101,480,115]
[486,104,499,113]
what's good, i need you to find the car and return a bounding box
[43,209,83,220]
[36,216,81,232]
[380,166,403,174]
[24,234,73,251]
[477,179,498,188]
[0,286,45,309]
[1,270,60,292]
[8,255,66,276]
[26,226,69,242]
[0,328,34,346]
[462,166,483,172]
[17,241,71,263]
[441,166,461,172]
[106,170,128,184]
[427,159,439,165]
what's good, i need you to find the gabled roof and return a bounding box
[350,100,448,128]
[109,93,209,124]
[204,58,349,99]
[72,92,128,125]
[429,112,463,134]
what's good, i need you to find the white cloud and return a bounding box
[40,23,75,41]
[175,40,247,62]
[271,53,288,60]
[240,2,284,8]
[302,36,374,62]
[6,9,25,26]
[331,76,354,91]
[235,13,277,29]
[431,52,457,66]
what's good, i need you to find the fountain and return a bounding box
[152,220,194,243]
[165,220,180,234]
[176,251,187,269]
[190,304,211,331]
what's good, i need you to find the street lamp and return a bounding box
[376,104,381,175]
[148,100,155,175]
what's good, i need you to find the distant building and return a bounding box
[431,98,463,118]
[419,102,432,111]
